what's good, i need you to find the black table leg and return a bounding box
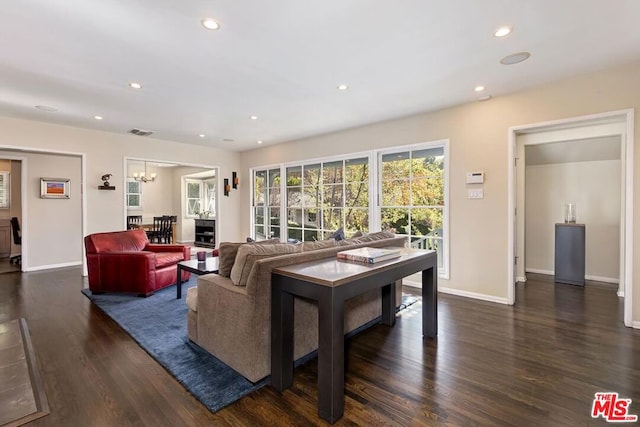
[422,266,438,338]
[381,282,396,326]
[176,264,183,299]
[317,291,345,423]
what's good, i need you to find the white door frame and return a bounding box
[507,109,634,327]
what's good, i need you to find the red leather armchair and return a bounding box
[85,229,191,296]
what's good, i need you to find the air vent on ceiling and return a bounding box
[129,128,154,137]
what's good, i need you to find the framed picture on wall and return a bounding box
[41,177,70,199]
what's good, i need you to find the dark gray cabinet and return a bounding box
[194,219,216,248]
[554,223,585,286]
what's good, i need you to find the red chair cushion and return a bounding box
[155,252,186,269]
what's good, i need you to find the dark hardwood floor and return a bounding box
[1,269,638,426]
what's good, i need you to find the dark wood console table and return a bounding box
[270,247,437,423]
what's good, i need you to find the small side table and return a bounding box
[176,257,219,299]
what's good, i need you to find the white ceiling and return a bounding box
[1,1,639,152]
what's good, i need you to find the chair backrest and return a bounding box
[10,217,21,245]
[127,215,142,230]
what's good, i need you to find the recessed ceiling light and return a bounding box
[129,82,142,89]
[500,51,531,65]
[337,84,348,91]
[201,18,220,30]
[34,105,58,112]
[474,85,485,92]
[494,26,512,38]
[250,115,258,120]
[257,140,263,144]
[94,115,103,120]
[199,134,206,138]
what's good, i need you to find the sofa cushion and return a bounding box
[186,287,198,312]
[155,251,185,268]
[349,230,396,244]
[301,239,339,251]
[217,239,280,277]
[230,243,300,286]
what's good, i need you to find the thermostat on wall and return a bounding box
[466,171,484,184]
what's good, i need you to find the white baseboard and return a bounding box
[617,289,625,298]
[525,268,553,276]
[632,321,640,330]
[26,260,82,272]
[524,268,619,284]
[439,286,510,305]
[516,276,527,283]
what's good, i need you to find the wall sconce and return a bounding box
[232,171,238,189]
[98,173,115,190]
[224,178,230,196]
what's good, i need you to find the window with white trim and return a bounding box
[378,145,447,272]
[186,178,216,218]
[126,178,142,209]
[250,141,448,277]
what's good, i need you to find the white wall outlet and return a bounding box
[468,189,484,199]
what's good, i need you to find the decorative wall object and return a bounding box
[99,173,115,190]
[232,171,238,189]
[41,177,70,199]
[224,178,230,196]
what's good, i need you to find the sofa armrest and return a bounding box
[145,244,191,260]
[86,251,157,292]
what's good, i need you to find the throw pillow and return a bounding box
[217,238,279,277]
[230,243,300,286]
[328,227,345,241]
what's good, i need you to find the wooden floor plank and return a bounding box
[0,268,638,426]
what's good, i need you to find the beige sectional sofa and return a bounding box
[186,231,407,383]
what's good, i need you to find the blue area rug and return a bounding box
[81,282,421,414]
[81,279,267,413]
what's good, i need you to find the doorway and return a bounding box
[508,109,634,327]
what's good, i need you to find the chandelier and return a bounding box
[133,162,157,183]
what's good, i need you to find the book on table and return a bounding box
[337,247,402,264]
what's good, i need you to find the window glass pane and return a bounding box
[254,207,265,226]
[322,208,343,231]
[287,208,303,228]
[287,187,302,207]
[345,158,368,183]
[303,208,319,229]
[286,166,302,186]
[269,227,280,239]
[381,207,409,235]
[269,208,280,226]
[127,181,139,193]
[381,179,410,206]
[303,184,320,207]
[411,177,444,206]
[205,181,216,216]
[323,161,343,184]
[381,152,410,180]
[345,182,368,207]
[268,169,281,187]
[323,184,343,207]
[345,208,368,235]
[410,207,443,236]
[254,225,266,240]
[412,148,444,178]
[303,163,321,186]
[187,182,200,198]
[254,171,266,206]
[266,187,278,206]
[127,195,139,206]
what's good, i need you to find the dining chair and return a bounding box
[127,215,142,230]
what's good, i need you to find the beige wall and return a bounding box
[0,116,242,270]
[239,60,640,321]
[126,161,175,221]
[525,160,621,280]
